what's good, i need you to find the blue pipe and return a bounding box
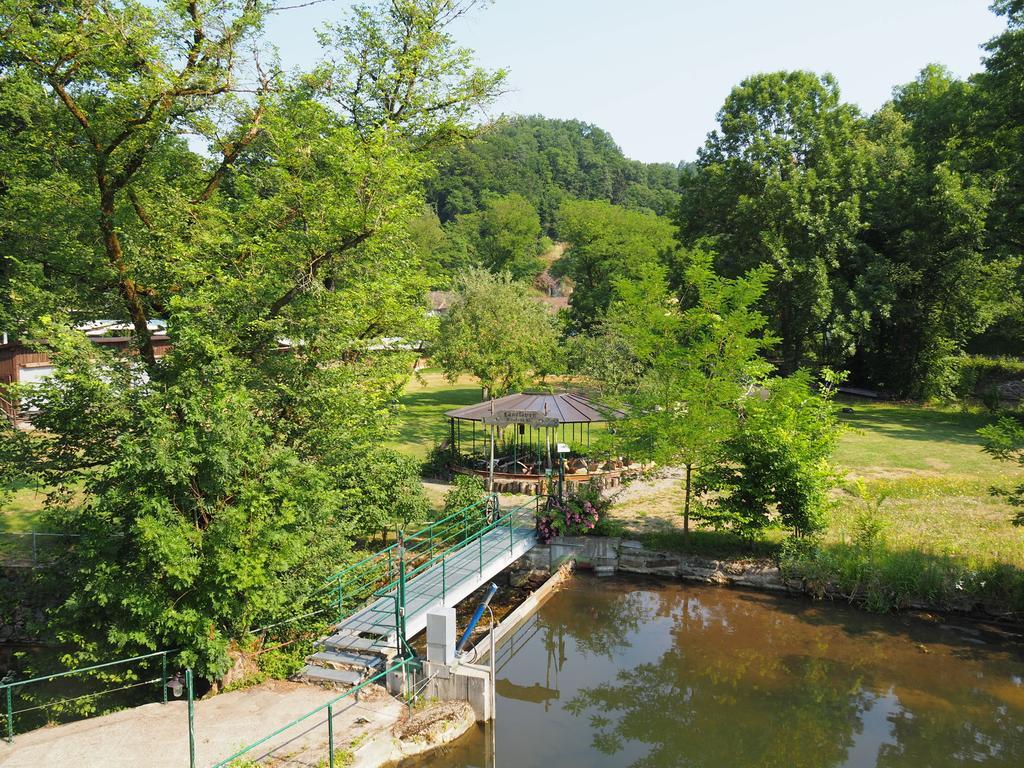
[456,583,498,653]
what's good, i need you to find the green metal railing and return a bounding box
[378,495,540,614]
[0,531,78,567]
[210,495,540,767]
[1,648,179,744]
[0,494,542,761]
[324,495,498,625]
[208,655,416,768]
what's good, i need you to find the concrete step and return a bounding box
[299,665,364,686]
[323,634,395,653]
[306,651,385,675]
[593,564,616,577]
[307,649,386,671]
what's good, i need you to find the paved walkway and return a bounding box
[327,517,536,654]
[0,680,403,768]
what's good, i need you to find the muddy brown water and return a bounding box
[411,574,1024,768]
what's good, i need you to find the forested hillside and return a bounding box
[420,11,1024,399]
[426,116,684,229]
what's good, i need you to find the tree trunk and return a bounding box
[683,463,692,543]
[98,186,157,368]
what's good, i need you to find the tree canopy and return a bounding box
[426,115,684,231]
[432,268,558,398]
[0,0,503,678]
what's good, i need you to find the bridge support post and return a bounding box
[426,608,457,665]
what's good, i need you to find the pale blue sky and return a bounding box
[263,0,1006,163]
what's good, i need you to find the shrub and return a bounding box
[422,443,452,480]
[443,474,487,517]
[536,481,611,543]
[941,354,1024,401]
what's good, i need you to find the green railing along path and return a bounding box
[303,495,540,683]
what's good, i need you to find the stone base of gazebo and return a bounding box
[450,464,647,495]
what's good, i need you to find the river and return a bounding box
[415,574,1024,767]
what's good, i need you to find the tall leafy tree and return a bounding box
[554,199,676,332]
[971,0,1024,357]
[606,253,776,540]
[677,71,867,373]
[0,0,503,678]
[433,268,558,398]
[443,193,548,280]
[857,69,998,396]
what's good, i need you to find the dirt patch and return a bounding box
[395,700,473,742]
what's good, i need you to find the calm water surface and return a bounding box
[418,575,1024,768]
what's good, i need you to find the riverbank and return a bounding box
[531,535,1024,626]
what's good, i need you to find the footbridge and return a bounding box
[302,495,540,685]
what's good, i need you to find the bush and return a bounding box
[697,371,841,538]
[536,480,611,543]
[779,524,1024,617]
[443,474,487,517]
[940,354,1024,402]
[422,443,452,480]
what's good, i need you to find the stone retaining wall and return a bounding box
[520,536,796,594]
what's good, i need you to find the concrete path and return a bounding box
[0,680,403,768]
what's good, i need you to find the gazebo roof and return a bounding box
[445,391,625,424]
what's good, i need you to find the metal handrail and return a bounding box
[323,495,495,585]
[373,496,539,596]
[1,648,179,743]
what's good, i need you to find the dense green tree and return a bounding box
[603,253,776,540]
[336,447,431,544]
[554,199,676,331]
[432,268,557,398]
[977,0,1024,256]
[677,71,867,373]
[427,115,684,230]
[443,193,549,280]
[969,1,1024,357]
[857,69,999,397]
[0,0,503,678]
[696,371,841,538]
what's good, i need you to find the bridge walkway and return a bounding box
[303,495,540,683]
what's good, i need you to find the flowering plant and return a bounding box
[536,481,610,543]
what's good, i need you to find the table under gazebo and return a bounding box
[444,391,641,494]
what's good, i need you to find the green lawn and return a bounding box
[387,369,483,459]
[1,480,47,533]
[605,397,1024,568]
[834,399,1009,481]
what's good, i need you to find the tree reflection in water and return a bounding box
[425,578,1024,768]
[559,580,1024,768]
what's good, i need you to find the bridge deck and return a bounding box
[323,519,537,655]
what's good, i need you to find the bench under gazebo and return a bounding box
[444,391,640,494]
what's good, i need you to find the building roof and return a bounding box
[445,391,625,424]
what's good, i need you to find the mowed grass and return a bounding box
[605,398,1024,568]
[834,399,1009,481]
[1,480,48,533]
[387,368,483,460]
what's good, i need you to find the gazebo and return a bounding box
[444,392,636,494]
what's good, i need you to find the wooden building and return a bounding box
[0,334,171,423]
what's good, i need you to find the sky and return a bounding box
[263,0,1007,164]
